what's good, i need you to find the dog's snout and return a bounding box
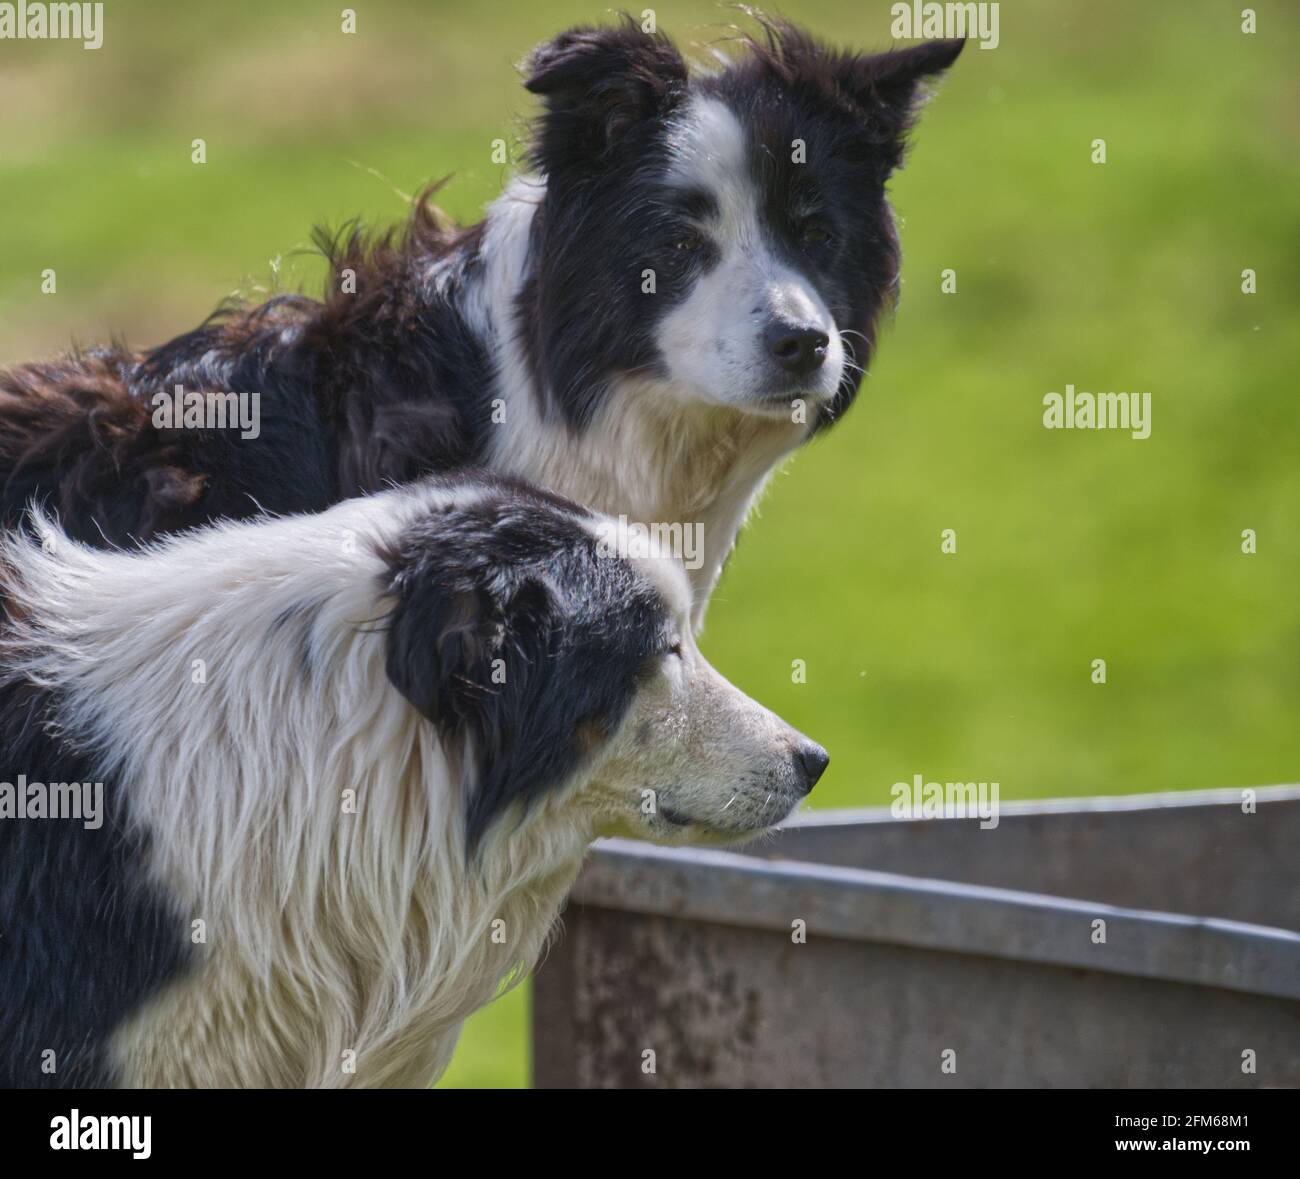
[792,741,829,795]
[765,321,829,377]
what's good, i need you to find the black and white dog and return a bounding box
[0,474,827,1088]
[0,18,961,625]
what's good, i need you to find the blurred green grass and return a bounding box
[3,1,1297,1087]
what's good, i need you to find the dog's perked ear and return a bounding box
[380,492,667,851]
[524,17,688,173]
[839,38,964,150]
[748,22,964,168]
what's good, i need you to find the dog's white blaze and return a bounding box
[658,96,844,410]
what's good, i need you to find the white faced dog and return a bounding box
[0,475,826,1088]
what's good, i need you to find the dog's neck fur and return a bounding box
[452,177,809,625]
[4,495,593,1088]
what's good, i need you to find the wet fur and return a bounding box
[0,476,663,1087]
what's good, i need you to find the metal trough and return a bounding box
[532,786,1300,1087]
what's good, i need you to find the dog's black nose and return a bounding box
[765,322,829,377]
[792,742,830,795]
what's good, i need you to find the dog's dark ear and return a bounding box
[384,577,495,728]
[752,22,963,164]
[837,39,964,141]
[383,533,555,733]
[524,18,687,171]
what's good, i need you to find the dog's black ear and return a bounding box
[383,523,555,733]
[380,500,632,853]
[751,22,963,165]
[384,576,495,729]
[524,17,688,171]
[837,39,964,139]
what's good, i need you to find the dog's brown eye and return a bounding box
[801,224,832,246]
[674,235,703,253]
[667,641,684,658]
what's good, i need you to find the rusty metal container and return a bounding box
[532,786,1300,1087]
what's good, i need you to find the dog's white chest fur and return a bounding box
[494,379,805,623]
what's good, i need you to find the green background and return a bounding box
[3,1,1296,1086]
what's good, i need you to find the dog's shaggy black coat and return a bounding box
[0,206,493,546]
